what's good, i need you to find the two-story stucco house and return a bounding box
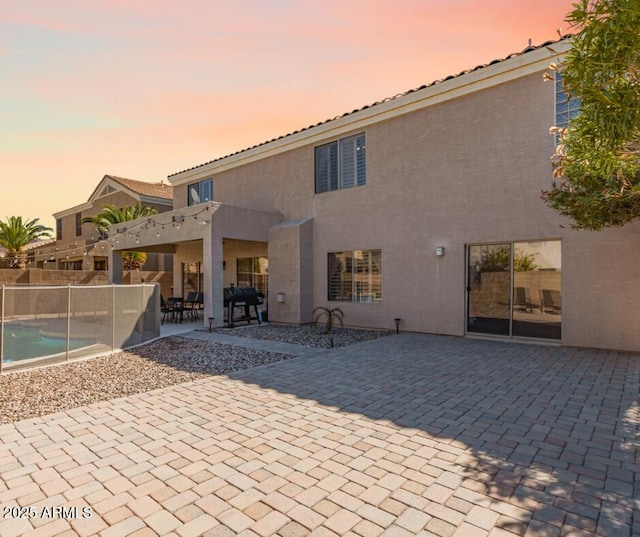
[108,37,640,352]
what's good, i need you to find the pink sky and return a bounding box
[0,0,574,229]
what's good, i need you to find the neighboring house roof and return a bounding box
[24,238,57,252]
[169,36,571,180]
[54,175,173,218]
[106,175,173,201]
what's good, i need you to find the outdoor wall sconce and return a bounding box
[436,246,445,256]
[276,293,286,303]
[394,318,401,334]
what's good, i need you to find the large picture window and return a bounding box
[188,179,213,206]
[328,250,381,303]
[315,133,366,193]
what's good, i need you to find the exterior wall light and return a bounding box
[436,246,445,256]
[276,293,286,303]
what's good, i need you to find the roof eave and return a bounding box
[168,39,571,186]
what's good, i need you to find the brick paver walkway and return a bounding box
[0,333,638,536]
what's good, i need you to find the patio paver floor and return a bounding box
[0,332,638,536]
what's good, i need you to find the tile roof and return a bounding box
[169,37,570,178]
[107,175,173,200]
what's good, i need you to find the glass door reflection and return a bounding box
[512,241,562,340]
[467,244,511,336]
[466,241,561,340]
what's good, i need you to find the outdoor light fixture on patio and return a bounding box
[394,318,401,333]
[172,215,185,229]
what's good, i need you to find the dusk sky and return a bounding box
[1,0,574,229]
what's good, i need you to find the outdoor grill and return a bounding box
[224,286,263,327]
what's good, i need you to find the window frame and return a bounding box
[327,249,381,303]
[236,256,268,297]
[554,71,580,144]
[75,213,82,237]
[315,133,366,194]
[188,178,214,206]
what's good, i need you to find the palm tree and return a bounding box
[0,216,53,269]
[82,203,157,239]
[82,203,157,271]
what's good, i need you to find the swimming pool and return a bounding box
[2,324,94,364]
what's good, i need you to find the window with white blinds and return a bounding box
[315,133,366,193]
[328,249,381,303]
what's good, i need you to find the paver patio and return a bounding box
[0,333,638,536]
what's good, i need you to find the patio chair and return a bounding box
[160,295,173,324]
[166,296,184,323]
[514,286,533,312]
[183,291,199,321]
[541,289,562,314]
[194,292,203,318]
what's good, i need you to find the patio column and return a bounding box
[108,249,123,284]
[203,230,224,328]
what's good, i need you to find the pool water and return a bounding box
[2,325,94,363]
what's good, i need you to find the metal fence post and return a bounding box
[140,284,146,344]
[0,284,5,373]
[112,284,116,352]
[66,284,71,362]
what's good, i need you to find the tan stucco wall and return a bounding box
[268,219,313,325]
[168,70,639,350]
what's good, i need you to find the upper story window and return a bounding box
[75,213,82,237]
[315,133,366,193]
[555,71,580,143]
[188,179,213,206]
[56,218,62,240]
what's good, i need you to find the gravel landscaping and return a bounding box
[0,336,292,425]
[0,325,390,425]
[214,323,391,347]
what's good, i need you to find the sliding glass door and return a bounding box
[467,244,511,335]
[466,241,561,340]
